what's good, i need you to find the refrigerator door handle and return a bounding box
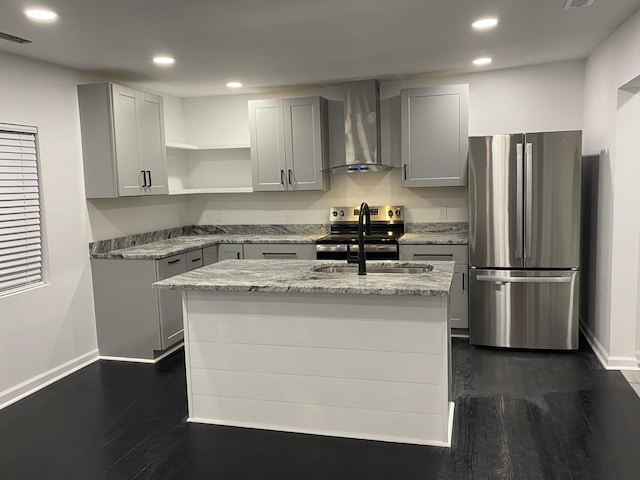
[476,275,571,284]
[516,143,524,259]
[525,142,533,260]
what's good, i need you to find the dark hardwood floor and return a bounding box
[1,337,639,479]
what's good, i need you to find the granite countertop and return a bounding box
[398,232,468,245]
[91,234,324,260]
[153,259,455,296]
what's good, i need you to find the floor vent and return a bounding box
[0,31,32,44]
[564,0,595,8]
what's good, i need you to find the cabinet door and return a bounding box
[111,84,145,196]
[283,97,327,191]
[138,91,168,195]
[243,243,315,260]
[249,100,287,191]
[218,244,244,260]
[202,245,218,265]
[156,254,186,349]
[401,85,468,187]
[450,264,468,329]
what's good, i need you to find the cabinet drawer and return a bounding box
[157,254,187,280]
[186,249,204,271]
[399,244,468,263]
[243,243,315,260]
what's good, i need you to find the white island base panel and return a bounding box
[182,291,453,447]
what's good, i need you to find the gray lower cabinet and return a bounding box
[399,244,469,329]
[202,245,218,265]
[400,85,469,187]
[243,243,315,260]
[91,253,186,360]
[249,96,329,192]
[218,244,244,260]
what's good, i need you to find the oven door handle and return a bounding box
[351,244,398,253]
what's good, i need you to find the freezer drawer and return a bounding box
[469,269,579,350]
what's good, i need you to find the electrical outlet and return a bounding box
[213,211,223,223]
[284,210,293,222]
[437,207,447,219]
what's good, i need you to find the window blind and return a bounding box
[0,124,42,294]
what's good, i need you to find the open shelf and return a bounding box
[166,141,250,151]
[166,147,253,195]
[169,187,253,195]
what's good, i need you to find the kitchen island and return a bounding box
[154,259,455,446]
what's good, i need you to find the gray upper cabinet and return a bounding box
[78,82,168,198]
[249,96,329,192]
[400,85,469,187]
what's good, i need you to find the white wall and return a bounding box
[0,52,99,405]
[179,60,585,225]
[582,9,640,367]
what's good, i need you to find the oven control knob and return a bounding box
[388,210,394,218]
[339,210,345,217]
[395,209,402,217]
[332,211,338,217]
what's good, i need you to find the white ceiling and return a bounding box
[1,0,640,97]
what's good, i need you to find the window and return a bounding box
[0,123,43,294]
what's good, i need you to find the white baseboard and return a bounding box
[98,342,183,364]
[0,349,99,411]
[580,322,640,370]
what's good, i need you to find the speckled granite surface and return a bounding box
[153,260,454,296]
[90,223,467,259]
[398,232,468,245]
[406,222,468,233]
[89,226,192,255]
[92,234,325,260]
[90,224,328,257]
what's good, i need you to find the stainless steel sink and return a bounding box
[313,265,432,274]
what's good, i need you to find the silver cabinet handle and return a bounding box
[147,170,152,187]
[516,143,523,259]
[280,170,285,185]
[477,275,571,283]
[236,251,240,259]
[403,164,407,180]
[462,272,465,290]
[525,142,533,260]
[167,258,181,264]
[191,258,202,262]
[141,170,147,187]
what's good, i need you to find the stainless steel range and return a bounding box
[316,206,404,260]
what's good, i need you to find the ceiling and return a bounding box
[1,0,640,97]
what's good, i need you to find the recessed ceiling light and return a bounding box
[226,81,243,88]
[473,57,493,66]
[24,8,58,22]
[153,56,175,66]
[472,17,498,30]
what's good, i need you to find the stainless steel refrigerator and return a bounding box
[468,131,581,350]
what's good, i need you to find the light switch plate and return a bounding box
[284,210,293,222]
[213,211,223,223]
[437,207,447,219]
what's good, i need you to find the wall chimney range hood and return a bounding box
[330,79,393,173]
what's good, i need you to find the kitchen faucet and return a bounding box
[347,202,372,275]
